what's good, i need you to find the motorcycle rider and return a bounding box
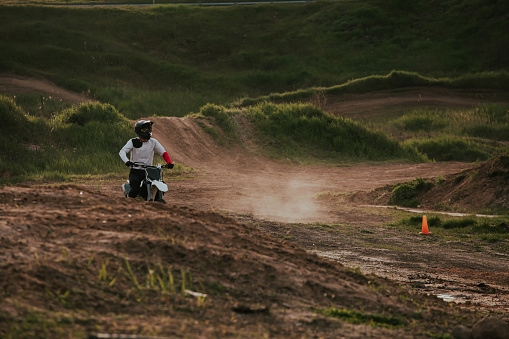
[119,120,174,202]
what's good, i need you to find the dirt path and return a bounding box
[0,73,94,104]
[147,117,508,313]
[317,87,509,119]
[2,74,508,315]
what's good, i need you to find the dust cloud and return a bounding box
[234,175,327,223]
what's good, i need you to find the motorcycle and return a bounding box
[121,162,169,202]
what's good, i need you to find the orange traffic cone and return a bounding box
[419,215,432,235]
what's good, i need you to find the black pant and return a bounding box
[128,169,147,199]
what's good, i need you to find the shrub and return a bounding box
[389,177,433,207]
[199,103,235,135]
[414,177,434,192]
[57,102,128,126]
[0,94,28,131]
[393,113,447,133]
[390,183,418,207]
[405,136,492,162]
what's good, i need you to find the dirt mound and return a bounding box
[420,152,509,211]
[151,116,262,171]
[0,184,474,338]
[350,153,509,213]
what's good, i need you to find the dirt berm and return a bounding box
[0,183,497,338]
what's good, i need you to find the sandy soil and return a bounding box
[1,74,508,338]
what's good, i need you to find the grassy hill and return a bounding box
[1,0,508,118]
[1,0,509,180]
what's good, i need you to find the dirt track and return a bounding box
[1,74,509,337]
[149,117,508,312]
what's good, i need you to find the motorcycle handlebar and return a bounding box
[129,162,167,169]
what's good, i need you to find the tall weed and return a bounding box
[0,98,132,178]
[199,101,427,162]
[249,102,425,161]
[403,136,496,162]
[389,104,508,160]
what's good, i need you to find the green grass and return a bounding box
[0,95,131,176]
[1,89,507,180]
[403,135,501,162]
[1,0,508,118]
[1,0,509,180]
[239,71,509,107]
[237,73,509,162]
[4,309,86,339]
[395,215,509,248]
[196,101,429,163]
[316,307,406,328]
[390,104,509,140]
[0,95,194,181]
[196,98,505,165]
[393,104,509,161]
[0,0,303,3]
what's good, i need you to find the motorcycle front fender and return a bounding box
[153,181,168,192]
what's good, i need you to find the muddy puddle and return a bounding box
[313,250,509,311]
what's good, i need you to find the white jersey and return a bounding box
[119,137,166,169]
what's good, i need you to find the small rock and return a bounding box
[472,317,509,339]
[231,302,269,314]
[452,325,472,339]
